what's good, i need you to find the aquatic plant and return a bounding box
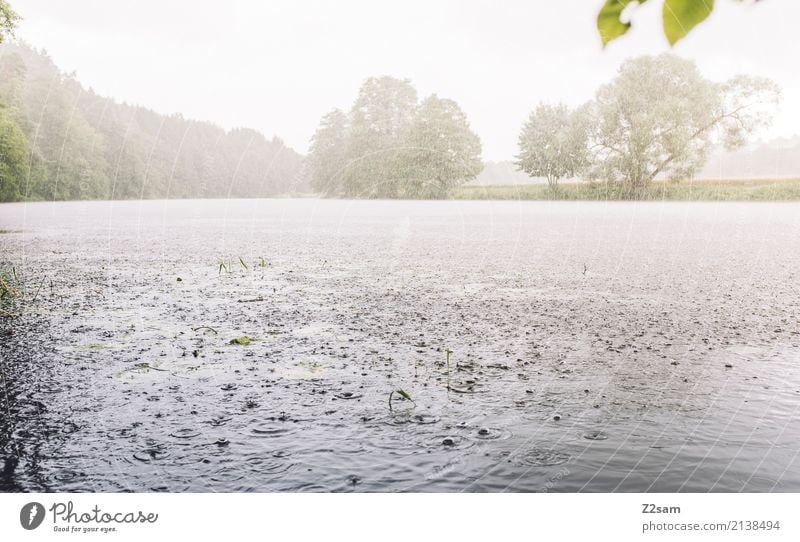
[230,336,252,345]
[0,275,18,299]
[445,349,453,391]
[218,260,230,274]
[388,389,416,411]
[0,268,21,317]
[238,256,248,270]
[258,256,268,267]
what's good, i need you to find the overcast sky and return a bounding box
[10,0,800,161]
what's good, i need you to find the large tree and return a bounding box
[308,109,348,196]
[516,103,590,189]
[400,95,482,198]
[308,77,482,199]
[344,76,418,197]
[587,54,779,193]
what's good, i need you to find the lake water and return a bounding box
[1,198,799,492]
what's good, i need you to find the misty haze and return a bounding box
[1,0,799,494]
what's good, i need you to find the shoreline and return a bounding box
[1,178,800,205]
[453,178,800,201]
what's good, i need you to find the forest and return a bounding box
[0,43,306,202]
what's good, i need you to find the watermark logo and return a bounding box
[20,502,45,530]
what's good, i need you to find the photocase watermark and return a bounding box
[19,502,45,530]
[18,500,159,534]
[541,467,571,492]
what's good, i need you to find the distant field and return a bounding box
[452,178,800,201]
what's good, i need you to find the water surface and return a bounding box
[1,198,799,492]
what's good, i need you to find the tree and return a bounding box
[598,0,764,47]
[0,3,25,201]
[343,76,418,197]
[0,104,28,201]
[307,77,483,199]
[20,65,110,200]
[400,95,482,198]
[516,103,589,189]
[0,0,19,44]
[308,109,348,195]
[587,54,780,194]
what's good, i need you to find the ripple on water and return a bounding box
[364,432,428,456]
[470,427,512,441]
[583,430,608,441]
[245,455,293,475]
[383,413,441,426]
[480,364,513,378]
[411,414,441,425]
[208,416,232,427]
[170,428,201,439]
[515,449,571,467]
[108,427,138,439]
[424,435,474,451]
[249,423,296,437]
[133,448,171,462]
[447,379,485,394]
[53,469,85,483]
[336,392,363,400]
[297,395,328,408]
[383,415,412,426]
[210,467,247,485]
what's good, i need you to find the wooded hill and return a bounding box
[0,43,306,202]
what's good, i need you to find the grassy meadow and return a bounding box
[452,178,800,201]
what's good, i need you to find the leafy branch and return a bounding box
[0,0,20,44]
[598,0,762,47]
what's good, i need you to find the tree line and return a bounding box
[307,55,778,199]
[1,0,780,202]
[0,43,306,202]
[0,47,780,202]
[515,54,780,196]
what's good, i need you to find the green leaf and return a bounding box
[230,336,251,345]
[0,0,21,44]
[597,0,648,47]
[396,389,412,401]
[663,0,715,46]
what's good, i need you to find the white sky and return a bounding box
[10,0,800,161]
